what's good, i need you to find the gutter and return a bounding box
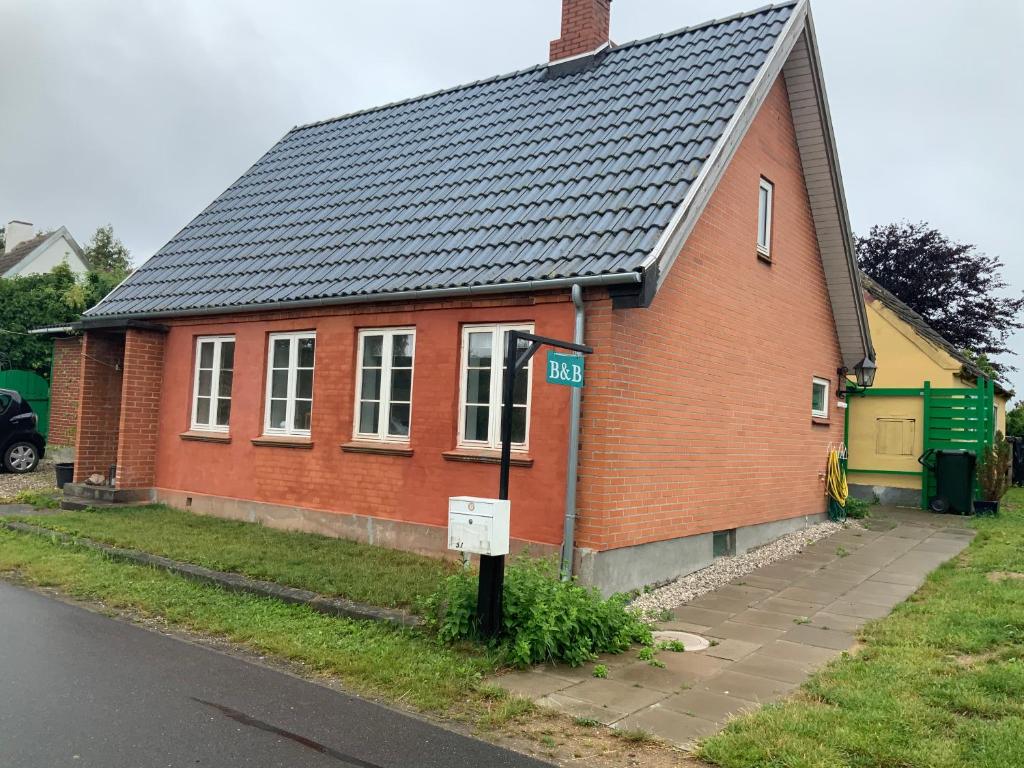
[82,271,642,324]
[560,284,585,580]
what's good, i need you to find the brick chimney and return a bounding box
[549,0,612,62]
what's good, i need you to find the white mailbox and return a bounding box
[447,496,511,556]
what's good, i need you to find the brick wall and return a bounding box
[574,74,845,551]
[149,294,575,545]
[73,332,124,482]
[116,328,167,488]
[550,0,611,61]
[48,336,82,448]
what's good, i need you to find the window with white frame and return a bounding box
[354,328,415,441]
[459,324,534,450]
[264,332,316,436]
[191,336,235,432]
[757,177,774,257]
[812,377,829,419]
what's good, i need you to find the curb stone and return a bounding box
[0,520,422,628]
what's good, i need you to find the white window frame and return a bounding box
[190,335,235,433]
[458,323,534,451]
[263,331,316,437]
[353,327,416,442]
[812,377,830,419]
[757,177,774,257]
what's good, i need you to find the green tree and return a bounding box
[0,226,5,253]
[0,264,82,375]
[82,224,131,275]
[1007,402,1024,438]
[857,222,1024,373]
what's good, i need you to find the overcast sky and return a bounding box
[1,0,1022,395]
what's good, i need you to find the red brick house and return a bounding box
[63,0,874,593]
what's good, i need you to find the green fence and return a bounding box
[845,378,995,509]
[0,369,50,436]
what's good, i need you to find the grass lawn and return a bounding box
[699,487,1024,768]
[7,505,455,610]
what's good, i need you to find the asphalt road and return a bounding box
[0,582,548,768]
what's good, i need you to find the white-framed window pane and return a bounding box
[354,328,416,441]
[812,378,828,418]
[757,178,773,254]
[464,404,490,442]
[215,399,231,427]
[264,332,316,436]
[459,324,533,450]
[192,336,235,432]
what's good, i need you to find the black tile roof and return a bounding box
[88,2,797,318]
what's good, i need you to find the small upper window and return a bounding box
[757,177,774,258]
[264,332,316,436]
[354,328,415,441]
[812,377,829,419]
[191,336,235,432]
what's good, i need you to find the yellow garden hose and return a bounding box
[826,449,848,521]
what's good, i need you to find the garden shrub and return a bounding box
[844,496,871,519]
[425,555,651,667]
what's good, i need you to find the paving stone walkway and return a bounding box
[496,507,975,747]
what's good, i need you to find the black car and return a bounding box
[0,388,46,473]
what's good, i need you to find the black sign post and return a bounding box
[477,330,594,639]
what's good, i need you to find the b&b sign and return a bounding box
[546,350,584,388]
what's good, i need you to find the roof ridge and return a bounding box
[290,1,798,134]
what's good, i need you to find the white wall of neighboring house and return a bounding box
[3,228,89,277]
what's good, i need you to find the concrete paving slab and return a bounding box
[781,625,856,650]
[706,621,787,645]
[711,584,777,603]
[730,608,807,631]
[535,692,628,726]
[661,688,757,723]
[868,570,925,587]
[563,679,667,714]
[495,670,575,698]
[756,596,826,616]
[658,650,730,681]
[737,574,792,590]
[774,586,840,605]
[613,704,719,745]
[823,598,892,619]
[699,670,797,702]
[757,640,843,667]
[809,611,866,633]
[850,581,917,603]
[657,619,713,635]
[704,638,761,662]
[729,653,812,684]
[673,605,736,627]
[614,661,697,694]
[689,595,758,614]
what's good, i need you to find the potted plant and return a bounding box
[975,431,1011,516]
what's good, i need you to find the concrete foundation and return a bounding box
[576,510,828,596]
[154,488,558,562]
[849,483,919,507]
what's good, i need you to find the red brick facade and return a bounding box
[550,0,611,61]
[48,336,82,448]
[575,76,843,550]
[73,332,124,482]
[116,329,166,488]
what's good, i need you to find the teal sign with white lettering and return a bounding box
[546,350,584,388]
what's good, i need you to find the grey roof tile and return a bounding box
[88,2,796,318]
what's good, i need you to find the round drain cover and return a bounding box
[652,630,710,652]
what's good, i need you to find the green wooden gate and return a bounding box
[920,378,995,508]
[844,378,995,509]
[0,369,50,436]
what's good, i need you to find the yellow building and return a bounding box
[845,276,1011,507]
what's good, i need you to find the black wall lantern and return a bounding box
[837,356,877,399]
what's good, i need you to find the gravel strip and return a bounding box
[631,519,857,615]
[0,461,58,503]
